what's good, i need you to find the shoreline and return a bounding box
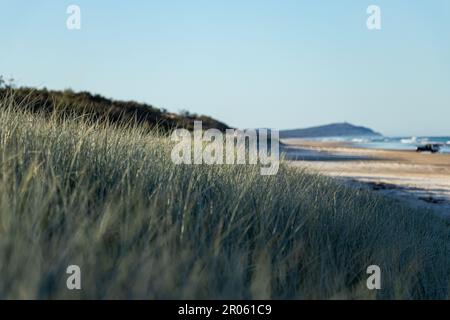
[282,139,450,217]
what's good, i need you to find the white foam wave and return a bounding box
[351,138,369,143]
[400,137,417,144]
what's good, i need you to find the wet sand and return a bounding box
[282,139,450,217]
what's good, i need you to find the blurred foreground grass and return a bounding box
[0,94,449,299]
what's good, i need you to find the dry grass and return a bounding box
[0,95,449,299]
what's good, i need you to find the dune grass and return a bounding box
[0,95,449,299]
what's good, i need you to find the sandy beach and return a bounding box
[283,139,450,217]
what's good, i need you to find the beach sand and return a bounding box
[283,139,450,217]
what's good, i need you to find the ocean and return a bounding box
[318,136,450,154]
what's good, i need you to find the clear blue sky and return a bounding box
[1,0,449,136]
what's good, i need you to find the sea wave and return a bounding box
[400,137,417,144]
[351,138,369,143]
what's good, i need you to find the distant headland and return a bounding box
[280,122,382,139]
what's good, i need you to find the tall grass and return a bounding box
[0,95,449,299]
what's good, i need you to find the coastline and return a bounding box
[283,139,450,217]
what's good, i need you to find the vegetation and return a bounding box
[0,86,229,132]
[0,93,449,299]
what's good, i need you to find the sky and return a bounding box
[1,0,449,136]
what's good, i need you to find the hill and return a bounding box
[280,122,382,139]
[0,86,229,131]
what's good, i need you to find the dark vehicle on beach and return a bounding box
[416,144,441,153]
